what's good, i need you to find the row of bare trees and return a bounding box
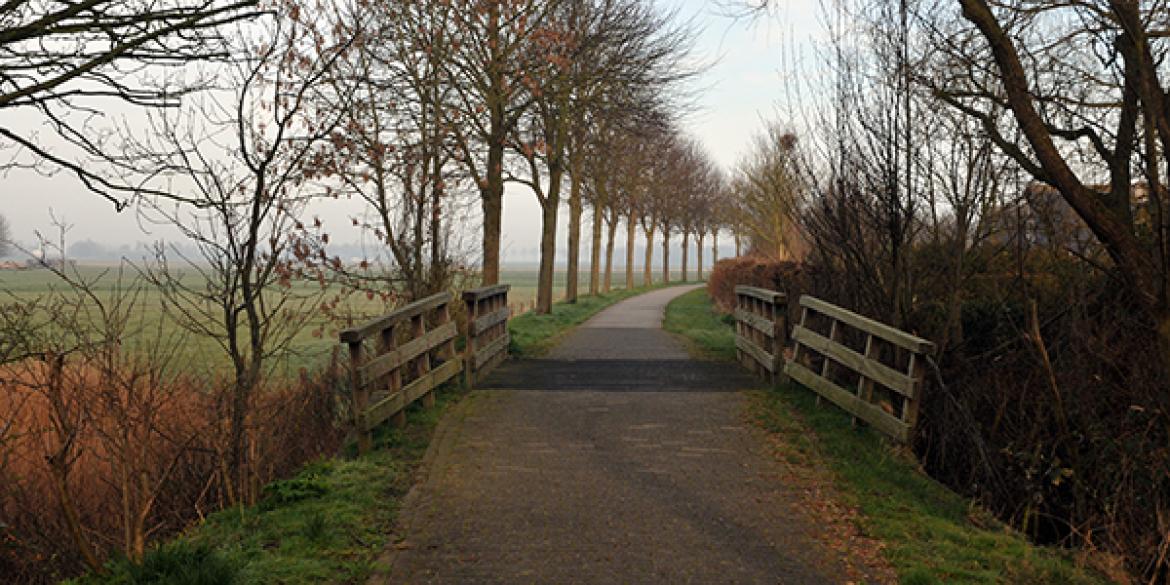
[0,0,726,580]
[576,121,733,299]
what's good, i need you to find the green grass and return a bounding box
[0,266,670,374]
[507,282,685,356]
[664,288,1106,585]
[75,384,469,585]
[662,283,736,361]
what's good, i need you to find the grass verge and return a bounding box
[75,386,467,585]
[508,282,686,356]
[662,283,736,361]
[664,288,1106,585]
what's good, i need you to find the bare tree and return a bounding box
[137,9,351,504]
[560,0,698,302]
[731,124,806,261]
[933,0,1170,364]
[434,0,551,285]
[323,0,464,300]
[0,0,259,208]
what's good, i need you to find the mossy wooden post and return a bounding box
[412,313,434,408]
[852,333,877,428]
[733,286,788,384]
[734,291,745,369]
[463,284,511,387]
[438,300,456,389]
[903,353,926,437]
[769,294,788,385]
[347,339,371,453]
[381,322,409,428]
[819,320,840,409]
[463,292,479,389]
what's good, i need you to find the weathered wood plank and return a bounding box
[473,350,506,384]
[462,284,511,302]
[406,358,461,404]
[472,307,510,336]
[735,285,786,305]
[799,296,934,354]
[735,336,778,373]
[360,358,462,431]
[358,322,457,385]
[784,361,910,442]
[472,332,510,369]
[359,390,403,432]
[791,325,918,398]
[340,292,451,343]
[735,308,778,338]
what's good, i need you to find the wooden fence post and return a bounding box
[339,292,463,453]
[347,340,370,453]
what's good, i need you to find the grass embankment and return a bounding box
[76,389,459,585]
[77,283,663,584]
[664,288,1106,585]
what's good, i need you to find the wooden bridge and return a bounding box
[338,283,933,583]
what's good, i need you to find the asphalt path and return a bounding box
[378,285,861,584]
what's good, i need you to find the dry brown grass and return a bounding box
[0,353,344,583]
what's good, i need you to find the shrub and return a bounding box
[0,355,345,583]
[260,476,330,511]
[87,541,239,585]
[707,256,812,330]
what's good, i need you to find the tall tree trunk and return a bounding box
[643,222,655,287]
[428,119,445,294]
[661,227,670,284]
[734,233,742,257]
[566,173,583,303]
[480,5,505,286]
[589,205,602,295]
[537,171,563,314]
[626,214,637,289]
[681,230,690,282]
[712,228,718,265]
[481,137,504,285]
[696,232,705,281]
[604,210,618,292]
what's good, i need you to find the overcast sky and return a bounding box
[0,0,824,266]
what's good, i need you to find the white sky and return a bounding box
[0,0,824,266]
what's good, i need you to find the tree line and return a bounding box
[0,0,735,580]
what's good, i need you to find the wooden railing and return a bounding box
[783,295,934,443]
[734,285,787,383]
[340,292,461,453]
[463,284,511,388]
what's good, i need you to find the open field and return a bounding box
[0,265,683,374]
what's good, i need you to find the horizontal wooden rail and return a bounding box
[340,291,460,453]
[733,285,787,382]
[463,284,510,387]
[783,295,934,443]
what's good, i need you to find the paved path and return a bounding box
[379,286,861,584]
